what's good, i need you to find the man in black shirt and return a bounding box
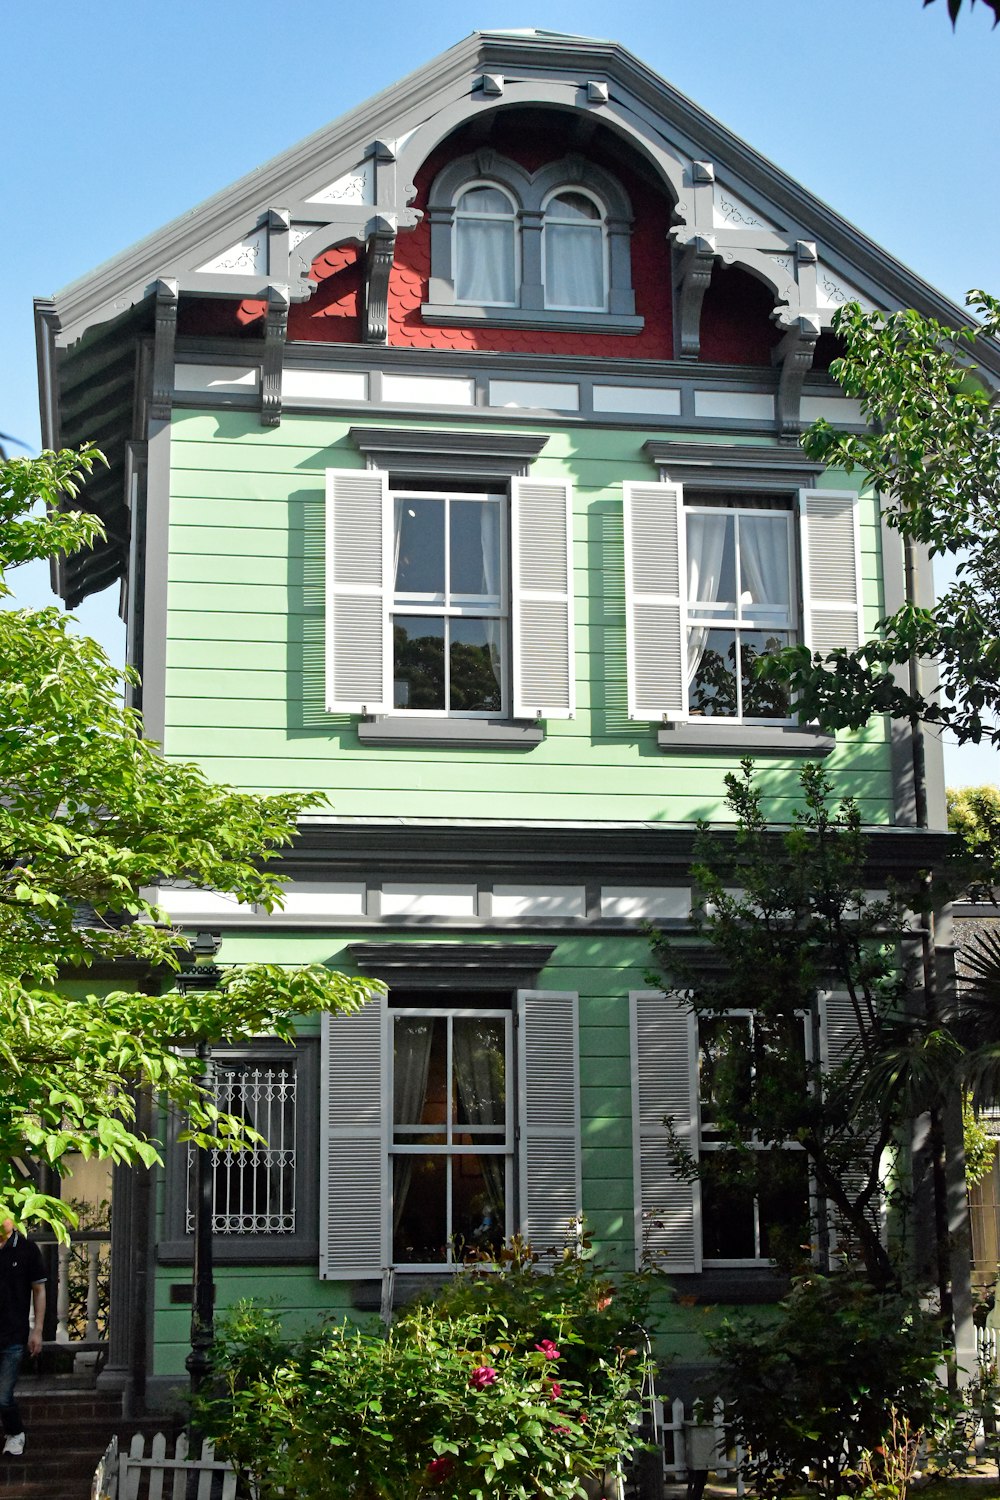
[0,1217,46,1458]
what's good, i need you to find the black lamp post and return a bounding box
[176,931,222,1408]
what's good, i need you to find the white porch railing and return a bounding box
[34,1229,111,1357]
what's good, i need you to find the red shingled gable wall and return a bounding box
[180,115,782,366]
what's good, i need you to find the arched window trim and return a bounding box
[453,180,520,308]
[540,185,609,313]
[423,149,643,336]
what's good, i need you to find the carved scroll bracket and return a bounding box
[261,284,290,428]
[672,234,716,361]
[772,314,821,438]
[150,278,179,424]
[364,214,398,345]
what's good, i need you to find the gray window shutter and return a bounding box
[819,989,881,1251]
[510,480,575,720]
[624,483,687,721]
[319,996,388,1279]
[517,990,581,1248]
[799,489,863,656]
[325,467,391,713]
[630,990,701,1273]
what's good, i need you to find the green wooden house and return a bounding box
[34,29,978,1412]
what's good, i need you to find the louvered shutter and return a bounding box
[325,467,391,712]
[510,480,575,720]
[624,483,687,720]
[819,989,882,1250]
[320,997,388,1279]
[517,990,581,1249]
[630,990,701,1273]
[799,489,863,656]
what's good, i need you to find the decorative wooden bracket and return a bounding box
[672,234,716,361]
[773,314,821,438]
[364,215,397,345]
[261,284,289,428]
[150,279,179,423]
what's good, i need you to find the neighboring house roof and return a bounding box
[34,28,1000,605]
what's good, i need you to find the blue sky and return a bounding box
[3,0,998,787]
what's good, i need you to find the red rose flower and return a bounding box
[535,1339,560,1360]
[469,1365,498,1390]
[426,1456,453,1481]
[548,1380,563,1403]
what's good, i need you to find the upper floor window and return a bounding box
[423,149,642,335]
[392,488,507,716]
[624,478,863,736]
[686,499,796,722]
[542,190,606,311]
[454,185,519,306]
[326,459,575,730]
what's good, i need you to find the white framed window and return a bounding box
[392,488,507,716]
[326,467,575,723]
[542,189,607,312]
[454,183,519,306]
[697,1011,810,1265]
[624,482,862,726]
[320,987,580,1280]
[685,498,796,723]
[391,1005,513,1267]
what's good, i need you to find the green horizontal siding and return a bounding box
[163,408,893,824]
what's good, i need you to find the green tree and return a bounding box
[648,760,958,1293]
[948,784,1000,895]
[0,447,379,1233]
[762,292,1000,748]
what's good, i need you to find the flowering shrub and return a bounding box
[199,1235,655,1500]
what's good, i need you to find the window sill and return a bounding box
[359,717,544,748]
[421,303,644,336]
[657,723,835,756]
[668,1267,791,1304]
[157,1237,320,1265]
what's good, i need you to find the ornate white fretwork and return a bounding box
[306,158,373,205]
[196,229,267,276]
[712,185,774,231]
[815,265,875,313]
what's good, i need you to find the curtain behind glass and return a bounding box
[479,503,502,695]
[686,512,728,684]
[545,222,603,308]
[392,1019,434,1233]
[453,1020,506,1225]
[739,515,789,615]
[455,219,515,304]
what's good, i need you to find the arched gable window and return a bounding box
[542,189,606,311]
[424,149,642,335]
[454,183,519,306]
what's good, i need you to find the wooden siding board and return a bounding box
[165,410,893,823]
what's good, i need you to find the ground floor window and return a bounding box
[391,1003,513,1266]
[185,1055,298,1236]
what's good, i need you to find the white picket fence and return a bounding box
[91,1431,239,1500]
[656,1396,745,1491]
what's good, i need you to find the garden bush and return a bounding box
[198,1235,656,1500]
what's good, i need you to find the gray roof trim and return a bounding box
[348,940,556,990]
[276,819,954,885]
[643,438,825,488]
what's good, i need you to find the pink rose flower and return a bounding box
[548,1380,563,1403]
[595,1293,613,1311]
[426,1456,454,1481]
[469,1365,498,1390]
[535,1339,560,1360]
